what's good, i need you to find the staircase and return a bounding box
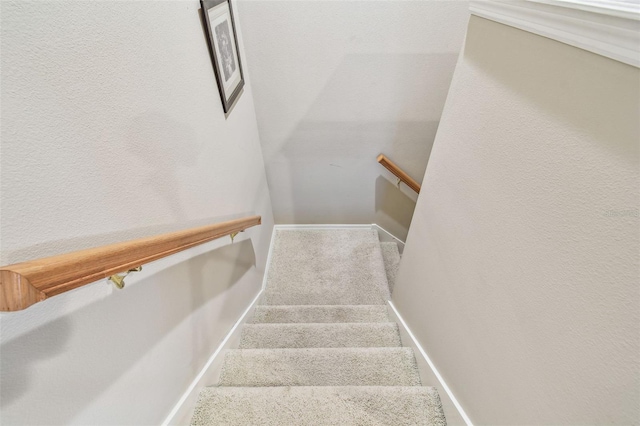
[191,229,446,425]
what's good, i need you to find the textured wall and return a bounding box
[237,0,469,240]
[393,16,640,425]
[0,1,274,424]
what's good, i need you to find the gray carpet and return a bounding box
[381,242,401,293]
[191,229,447,425]
[192,387,447,426]
[261,229,390,305]
[219,348,421,386]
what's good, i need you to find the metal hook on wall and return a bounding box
[108,266,142,289]
[230,230,246,243]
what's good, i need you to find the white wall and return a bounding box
[237,0,469,240]
[393,16,639,425]
[0,1,274,424]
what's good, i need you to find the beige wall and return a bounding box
[0,1,274,424]
[393,16,639,425]
[237,0,469,240]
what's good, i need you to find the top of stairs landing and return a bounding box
[261,228,391,306]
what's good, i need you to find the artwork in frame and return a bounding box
[201,0,244,113]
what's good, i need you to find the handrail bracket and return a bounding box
[108,266,142,290]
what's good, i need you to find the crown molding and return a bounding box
[470,0,640,67]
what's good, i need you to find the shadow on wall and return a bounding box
[123,111,201,222]
[271,119,434,240]
[0,239,256,425]
[258,52,456,238]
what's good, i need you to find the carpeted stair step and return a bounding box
[191,386,446,426]
[261,229,390,305]
[190,228,449,425]
[239,323,402,348]
[250,305,391,324]
[380,241,401,293]
[218,347,421,386]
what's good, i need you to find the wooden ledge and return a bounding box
[377,154,421,193]
[0,215,261,311]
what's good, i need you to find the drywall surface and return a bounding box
[0,1,274,424]
[393,16,640,425]
[237,0,469,240]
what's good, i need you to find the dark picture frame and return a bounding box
[201,0,244,113]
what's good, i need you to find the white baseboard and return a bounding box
[388,300,473,426]
[162,290,262,426]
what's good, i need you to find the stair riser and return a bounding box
[239,323,402,348]
[250,305,391,324]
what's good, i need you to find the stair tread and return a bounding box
[250,305,391,323]
[191,386,446,426]
[219,347,421,387]
[239,323,401,348]
[262,229,390,306]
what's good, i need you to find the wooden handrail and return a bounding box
[0,215,261,312]
[377,154,421,193]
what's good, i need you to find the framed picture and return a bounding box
[201,0,244,113]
